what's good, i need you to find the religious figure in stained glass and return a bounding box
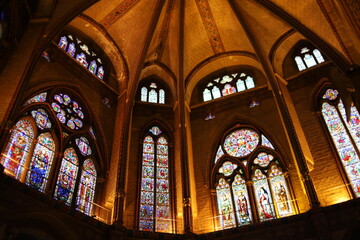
[26,133,55,192]
[1,119,34,179]
[54,148,79,205]
[321,89,360,197]
[76,159,97,215]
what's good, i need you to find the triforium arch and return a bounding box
[135,121,175,233]
[210,122,297,229]
[0,85,106,217]
[313,81,360,199]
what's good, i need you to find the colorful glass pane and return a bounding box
[24,92,47,106]
[52,94,84,130]
[253,169,276,221]
[31,109,51,130]
[25,133,55,192]
[89,60,97,74]
[149,126,162,136]
[156,136,171,232]
[76,53,88,68]
[54,148,79,205]
[203,89,212,102]
[76,159,97,215]
[51,102,61,112]
[338,101,360,149]
[1,119,34,179]
[97,66,104,79]
[149,89,158,103]
[75,137,92,156]
[150,82,157,88]
[67,118,76,129]
[54,94,64,104]
[222,84,236,96]
[261,135,274,149]
[139,136,155,231]
[58,36,67,50]
[269,166,293,217]
[159,89,165,104]
[219,161,237,176]
[325,101,360,197]
[67,43,76,57]
[223,129,259,157]
[141,87,148,102]
[41,51,51,62]
[254,152,274,167]
[216,178,236,229]
[245,76,255,89]
[323,89,338,100]
[232,175,251,225]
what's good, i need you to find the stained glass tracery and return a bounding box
[215,127,293,229]
[140,82,166,104]
[24,92,47,106]
[223,129,259,157]
[295,46,325,71]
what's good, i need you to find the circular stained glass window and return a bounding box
[51,93,84,130]
[223,129,259,157]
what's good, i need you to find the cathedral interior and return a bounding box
[1,0,360,239]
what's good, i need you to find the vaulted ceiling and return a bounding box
[37,0,354,102]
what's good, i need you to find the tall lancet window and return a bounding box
[139,126,172,232]
[213,127,294,230]
[321,88,360,197]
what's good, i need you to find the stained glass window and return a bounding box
[203,72,256,102]
[253,169,276,221]
[54,148,79,205]
[159,89,165,104]
[76,159,97,215]
[26,133,55,192]
[24,92,47,106]
[232,175,251,225]
[1,119,34,179]
[75,137,92,156]
[139,127,172,232]
[216,178,236,228]
[31,109,51,129]
[223,129,259,157]
[214,146,224,164]
[214,126,293,229]
[141,87,148,102]
[269,166,293,217]
[140,82,166,104]
[57,34,105,80]
[67,43,76,57]
[51,93,84,130]
[295,46,325,71]
[321,90,360,197]
[205,113,215,121]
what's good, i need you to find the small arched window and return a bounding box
[138,126,173,232]
[320,88,360,197]
[295,47,325,71]
[213,127,294,229]
[139,82,166,104]
[203,72,255,102]
[0,88,102,216]
[57,34,105,80]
